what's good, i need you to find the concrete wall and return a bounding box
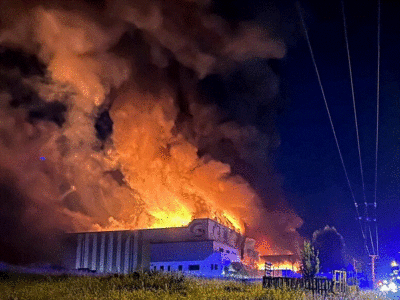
[151,240,214,262]
[213,241,241,263]
[150,241,241,277]
[140,219,210,243]
[150,252,226,277]
[139,219,244,249]
[206,219,245,249]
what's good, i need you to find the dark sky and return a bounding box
[275,0,400,277]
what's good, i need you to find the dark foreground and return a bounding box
[0,271,389,300]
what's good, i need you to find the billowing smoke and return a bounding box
[0,0,301,264]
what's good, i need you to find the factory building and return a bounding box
[150,240,240,276]
[62,218,259,277]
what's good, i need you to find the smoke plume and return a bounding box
[0,0,301,264]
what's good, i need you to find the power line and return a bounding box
[341,0,367,207]
[296,2,370,256]
[341,0,377,256]
[374,0,381,257]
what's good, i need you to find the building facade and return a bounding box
[63,218,259,277]
[150,240,241,276]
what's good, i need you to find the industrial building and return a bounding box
[62,218,259,277]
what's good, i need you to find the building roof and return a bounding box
[67,218,247,251]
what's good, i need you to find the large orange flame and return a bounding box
[0,0,304,264]
[90,87,254,234]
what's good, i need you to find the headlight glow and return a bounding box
[388,282,397,292]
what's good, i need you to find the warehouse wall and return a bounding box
[62,219,249,275]
[69,230,150,273]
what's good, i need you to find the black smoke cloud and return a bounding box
[0,172,70,265]
[0,0,301,264]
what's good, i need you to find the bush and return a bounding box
[0,271,10,280]
[99,271,187,293]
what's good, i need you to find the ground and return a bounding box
[0,271,389,300]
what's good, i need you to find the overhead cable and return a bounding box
[342,0,376,256]
[297,2,370,256]
[374,0,381,257]
[341,0,367,207]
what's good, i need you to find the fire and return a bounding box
[258,261,300,272]
[149,210,192,228]
[0,0,304,264]
[85,88,248,234]
[276,262,300,272]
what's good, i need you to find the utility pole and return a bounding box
[351,258,360,286]
[370,255,378,286]
[353,258,358,273]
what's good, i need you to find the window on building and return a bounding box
[168,266,171,271]
[188,265,200,271]
[214,264,218,270]
[178,265,183,271]
[211,264,214,270]
[219,248,223,252]
[160,265,164,271]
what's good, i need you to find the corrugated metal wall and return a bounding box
[75,231,138,274]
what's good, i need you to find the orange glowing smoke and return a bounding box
[0,0,303,260]
[98,87,263,233]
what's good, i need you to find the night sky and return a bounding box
[201,0,400,276]
[275,0,400,276]
[0,0,398,279]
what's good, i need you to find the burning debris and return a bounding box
[0,0,301,264]
[259,254,301,273]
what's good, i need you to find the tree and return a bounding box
[300,240,320,279]
[312,226,345,273]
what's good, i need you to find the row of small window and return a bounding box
[154,265,173,271]
[153,264,219,271]
[154,265,199,271]
[218,248,236,255]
